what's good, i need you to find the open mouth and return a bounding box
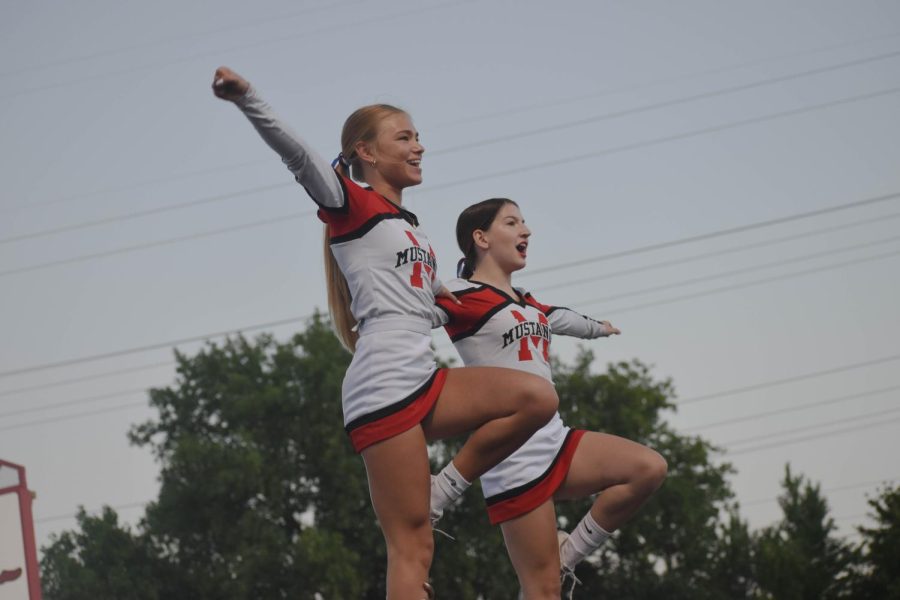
[516,242,528,257]
[407,159,422,169]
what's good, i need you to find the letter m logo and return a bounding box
[509,310,549,362]
[404,230,435,289]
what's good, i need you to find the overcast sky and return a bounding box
[2,0,899,555]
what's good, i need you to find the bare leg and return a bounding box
[500,501,561,600]
[422,366,558,481]
[362,426,434,600]
[555,432,667,531]
[363,367,557,599]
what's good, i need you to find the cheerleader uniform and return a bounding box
[235,88,446,453]
[436,279,612,524]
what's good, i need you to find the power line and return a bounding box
[532,211,900,293]
[592,247,900,316]
[35,501,148,525]
[8,34,897,218]
[0,314,314,379]
[726,414,900,456]
[0,161,896,283]
[2,89,897,272]
[0,0,365,78]
[9,361,895,447]
[833,513,870,523]
[0,400,148,434]
[571,234,900,307]
[0,159,270,215]
[521,191,900,279]
[10,48,899,244]
[723,404,900,448]
[16,379,895,440]
[683,384,900,432]
[0,361,173,399]
[0,389,146,419]
[676,353,900,407]
[7,248,896,403]
[429,48,900,157]
[4,192,899,382]
[742,475,900,508]
[418,85,900,194]
[0,0,473,102]
[7,227,895,383]
[0,209,315,278]
[5,254,898,433]
[440,29,900,127]
[0,183,293,246]
[31,474,899,527]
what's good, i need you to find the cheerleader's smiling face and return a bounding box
[476,203,531,273]
[358,112,425,193]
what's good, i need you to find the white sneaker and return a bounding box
[557,530,570,559]
[429,475,443,527]
[558,531,581,599]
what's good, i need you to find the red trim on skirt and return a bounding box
[349,368,448,453]
[486,429,587,525]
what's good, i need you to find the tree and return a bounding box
[706,507,757,599]
[42,315,374,599]
[850,483,900,599]
[127,315,371,599]
[45,321,848,598]
[550,351,742,599]
[753,465,855,600]
[40,507,183,600]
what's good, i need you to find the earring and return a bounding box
[370,159,377,168]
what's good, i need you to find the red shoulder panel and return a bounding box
[439,286,510,339]
[317,176,399,238]
[523,292,554,315]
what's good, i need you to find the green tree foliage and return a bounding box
[753,465,855,600]
[39,320,890,598]
[40,507,183,600]
[424,350,745,599]
[850,484,900,599]
[552,352,740,599]
[706,507,757,599]
[128,315,371,599]
[43,315,371,599]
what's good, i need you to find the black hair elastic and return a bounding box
[456,257,468,278]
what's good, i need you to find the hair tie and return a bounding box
[331,153,352,170]
[456,257,468,278]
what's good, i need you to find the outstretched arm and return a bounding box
[549,308,620,339]
[522,292,620,339]
[212,66,344,208]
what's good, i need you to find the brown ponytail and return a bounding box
[323,103,408,352]
[455,198,518,279]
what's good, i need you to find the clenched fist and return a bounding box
[211,66,250,102]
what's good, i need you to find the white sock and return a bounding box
[560,512,612,570]
[430,461,471,514]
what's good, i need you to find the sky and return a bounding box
[1,0,899,557]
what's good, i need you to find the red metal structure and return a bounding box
[0,459,42,600]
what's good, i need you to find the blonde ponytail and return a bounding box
[322,103,407,352]
[323,226,358,353]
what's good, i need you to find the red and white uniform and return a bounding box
[436,279,612,524]
[236,88,446,452]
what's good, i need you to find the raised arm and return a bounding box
[212,66,345,209]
